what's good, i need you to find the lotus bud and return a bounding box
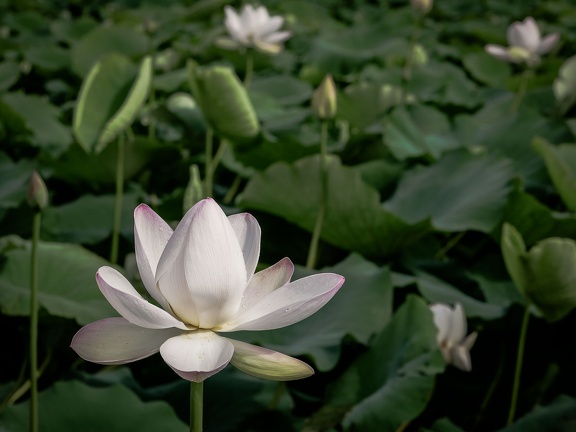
[183,164,203,212]
[27,170,48,211]
[411,44,429,66]
[411,0,433,14]
[312,75,337,120]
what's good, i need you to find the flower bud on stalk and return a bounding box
[411,0,433,14]
[27,171,48,212]
[312,75,337,120]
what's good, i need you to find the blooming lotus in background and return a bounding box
[71,199,344,382]
[217,4,291,54]
[429,303,477,372]
[485,17,559,67]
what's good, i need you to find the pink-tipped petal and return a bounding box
[134,204,173,311]
[228,339,314,381]
[96,267,188,330]
[447,303,467,343]
[240,257,294,311]
[218,273,344,332]
[508,17,540,51]
[228,213,261,280]
[430,303,451,344]
[485,44,513,62]
[71,317,183,365]
[263,31,292,44]
[160,330,234,382]
[537,32,559,55]
[155,198,247,328]
[224,6,246,43]
[450,344,473,372]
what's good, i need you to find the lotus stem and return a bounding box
[306,120,329,269]
[511,70,531,113]
[244,49,254,88]
[507,306,530,425]
[147,32,156,140]
[190,381,203,432]
[204,128,214,197]
[110,134,125,265]
[223,175,242,205]
[29,209,41,432]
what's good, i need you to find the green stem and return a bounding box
[511,70,531,113]
[268,382,285,410]
[223,175,242,205]
[306,121,329,269]
[507,306,530,425]
[244,50,254,88]
[211,139,228,175]
[147,34,156,139]
[204,129,214,197]
[401,14,422,103]
[110,134,125,265]
[190,381,203,432]
[29,211,41,432]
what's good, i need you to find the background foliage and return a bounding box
[1,0,576,430]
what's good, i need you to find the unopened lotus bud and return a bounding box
[183,164,203,212]
[27,170,48,211]
[411,0,432,14]
[411,44,429,66]
[312,75,337,120]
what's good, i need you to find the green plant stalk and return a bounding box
[507,306,530,425]
[29,210,41,432]
[110,134,125,265]
[190,381,203,432]
[204,129,214,197]
[511,69,531,113]
[306,121,329,269]
[147,34,156,139]
[244,49,254,88]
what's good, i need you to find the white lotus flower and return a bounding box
[485,17,559,67]
[218,4,291,54]
[429,303,477,372]
[71,198,344,382]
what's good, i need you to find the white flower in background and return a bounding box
[485,17,559,67]
[218,4,291,54]
[72,198,345,382]
[429,303,477,372]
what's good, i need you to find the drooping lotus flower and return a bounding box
[71,198,344,382]
[429,303,477,372]
[485,17,559,67]
[217,4,291,54]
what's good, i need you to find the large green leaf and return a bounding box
[234,254,393,371]
[249,75,312,106]
[0,60,20,91]
[499,396,576,432]
[416,271,507,319]
[71,24,148,77]
[337,81,404,130]
[73,54,151,154]
[502,189,576,246]
[533,137,576,212]
[2,92,72,154]
[462,51,511,87]
[0,380,186,431]
[384,150,514,232]
[0,237,116,325]
[383,105,460,160]
[42,193,138,244]
[326,296,444,431]
[501,223,576,322]
[188,61,259,146]
[0,153,33,209]
[240,155,430,259]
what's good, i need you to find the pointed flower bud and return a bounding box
[411,0,433,14]
[312,75,337,120]
[27,170,48,211]
[183,164,203,213]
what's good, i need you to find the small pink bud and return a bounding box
[312,75,337,120]
[27,170,48,211]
